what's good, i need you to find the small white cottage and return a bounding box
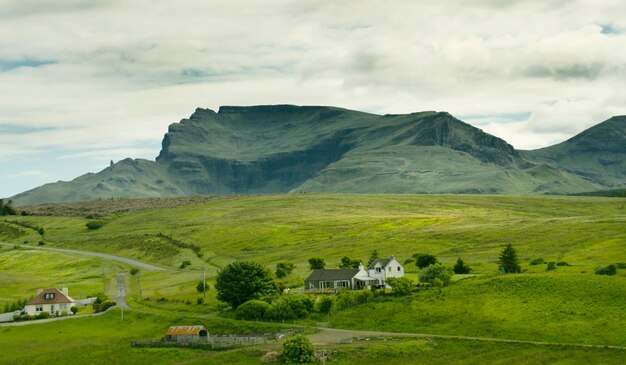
[24,287,75,316]
[367,256,404,288]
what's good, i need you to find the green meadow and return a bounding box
[1,194,625,363]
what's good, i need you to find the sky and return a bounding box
[1,0,625,198]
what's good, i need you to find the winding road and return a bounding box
[0,242,175,272]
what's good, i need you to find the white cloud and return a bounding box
[1,0,626,195]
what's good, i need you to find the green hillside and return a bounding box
[4,194,625,275]
[522,115,626,188]
[11,105,623,205]
[2,194,626,363]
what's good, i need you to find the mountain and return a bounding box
[521,116,626,188]
[10,105,621,205]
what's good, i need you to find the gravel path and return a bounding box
[309,327,626,350]
[0,242,175,272]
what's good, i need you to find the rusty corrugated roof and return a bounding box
[165,326,206,336]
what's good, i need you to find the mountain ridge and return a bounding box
[9,105,624,205]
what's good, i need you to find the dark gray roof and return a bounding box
[305,269,359,281]
[367,258,392,270]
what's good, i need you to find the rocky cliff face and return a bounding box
[10,105,620,205]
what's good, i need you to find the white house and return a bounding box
[24,287,75,316]
[367,256,404,288]
[304,264,378,290]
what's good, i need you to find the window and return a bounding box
[397,266,401,271]
[60,304,67,310]
[50,305,55,312]
[376,267,381,273]
[36,305,43,312]
[44,293,55,299]
[388,267,392,272]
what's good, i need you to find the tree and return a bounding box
[1,199,17,216]
[196,280,210,293]
[368,250,380,266]
[339,256,360,269]
[283,334,315,364]
[308,257,325,270]
[453,258,471,274]
[275,262,295,278]
[419,264,453,286]
[497,244,521,273]
[215,261,276,308]
[386,277,414,296]
[413,253,438,269]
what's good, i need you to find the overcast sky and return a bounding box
[1,0,625,198]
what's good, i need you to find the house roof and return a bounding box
[165,326,207,336]
[367,257,393,270]
[305,269,360,281]
[27,288,74,305]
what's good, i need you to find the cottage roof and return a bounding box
[165,326,207,336]
[27,288,74,305]
[305,269,360,282]
[367,257,393,270]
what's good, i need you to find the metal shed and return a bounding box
[164,325,208,343]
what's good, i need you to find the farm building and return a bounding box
[304,256,405,290]
[164,326,208,343]
[304,263,378,290]
[24,287,75,316]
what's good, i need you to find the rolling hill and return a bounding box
[9,105,624,205]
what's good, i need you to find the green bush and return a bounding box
[180,260,191,269]
[317,295,335,314]
[616,262,626,269]
[38,241,45,246]
[546,262,557,271]
[236,299,269,320]
[99,300,117,312]
[556,261,571,266]
[70,306,79,314]
[386,277,414,296]
[336,289,373,309]
[85,220,104,230]
[283,334,315,364]
[265,296,310,320]
[196,280,210,293]
[595,264,617,276]
[275,262,295,278]
[453,258,471,274]
[413,253,438,269]
[130,267,139,275]
[36,312,50,319]
[419,264,453,286]
[196,297,204,305]
[529,258,545,266]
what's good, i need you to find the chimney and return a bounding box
[37,288,43,295]
[62,286,68,297]
[358,262,364,271]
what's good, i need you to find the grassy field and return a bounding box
[330,273,626,346]
[1,194,625,363]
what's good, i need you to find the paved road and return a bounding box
[0,242,175,272]
[115,272,130,309]
[309,327,626,351]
